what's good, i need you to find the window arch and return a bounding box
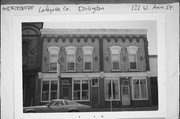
[82,46,94,71]
[127,46,139,70]
[109,46,121,71]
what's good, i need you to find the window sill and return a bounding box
[47,71,57,73]
[129,69,139,72]
[105,99,121,101]
[132,98,148,101]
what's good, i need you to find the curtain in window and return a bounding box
[105,79,119,100]
[133,79,148,100]
[105,80,111,100]
[112,80,119,99]
[140,79,148,99]
[133,79,140,99]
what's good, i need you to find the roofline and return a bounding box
[41,29,147,35]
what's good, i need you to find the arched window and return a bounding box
[65,46,77,71]
[82,46,94,71]
[109,46,121,71]
[48,46,60,71]
[127,46,139,70]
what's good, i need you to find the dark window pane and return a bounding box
[73,80,80,100]
[51,81,58,100]
[130,62,137,69]
[50,63,57,71]
[82,80,89,100]
[42,81,49,101]
[85,62,91,70]
[68,62,74,70]
[113,62,120,70]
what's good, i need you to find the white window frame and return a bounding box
[82,46,94,71]
[48,46,60,72]
[41,79,59,103]
[104,77,120,101]
[72,77,90,101]
[127,46,139,71]
[65,46,77,72]
[131,77,148,100]
[109,46,121,71]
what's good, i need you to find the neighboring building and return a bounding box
[22,23,43,106]
[149,55,158,106]
[36,29,153,108]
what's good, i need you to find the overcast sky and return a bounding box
[44,21,157,55]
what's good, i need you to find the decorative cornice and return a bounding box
[41,34,147,44]
[41,29,147,35]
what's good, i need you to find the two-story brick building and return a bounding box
[35,29,152,108]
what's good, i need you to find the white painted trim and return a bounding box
[104,77,121,101]
[111,54,121,71]
[40,79,59,103]
[121,85,131,105]
[131,77,148,100]
[83,54,93,71]
[66,54,76,72]
[65,46,77,54]
[38,72,150,79]
[127,46,139,71]
[72,77,90,102]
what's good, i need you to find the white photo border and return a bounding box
[13,13,166,119]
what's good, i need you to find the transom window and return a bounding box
[65,46,77,71]
[73,78,90,101]
[110,46,121,71]
[127,46,138,70]
[132,78,148,100]
[48,46,60,72]
[82,46,94,71]
[41,80,59,102]
[105,78,120,101]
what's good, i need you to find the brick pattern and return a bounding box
[41,34,148,73]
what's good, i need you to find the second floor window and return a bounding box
[49,54,58,71]
[48,46,60,72]
[67,54,75,71]
[127,46,139,70]
[65,46,77,71]
[110,46,121,71]
[111,54,120,70]
[84,54,92,71]
[82,46,94,71]
[129,53,137,69]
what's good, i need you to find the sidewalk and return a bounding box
[90,106,158,112]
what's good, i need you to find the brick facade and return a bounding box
[36,29,153,108]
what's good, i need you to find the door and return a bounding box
[62,87,71,100]
[91,78,99,108]
[121,86,130,106]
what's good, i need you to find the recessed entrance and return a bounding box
[121,86,130,106]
